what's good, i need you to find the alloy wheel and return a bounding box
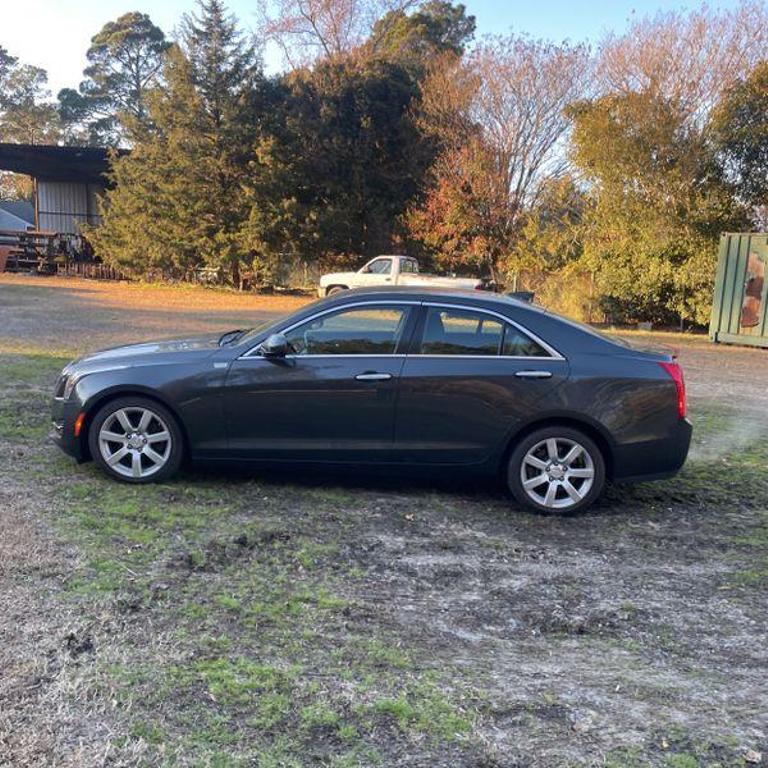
[519,436,595,510]
[97,406,173,480]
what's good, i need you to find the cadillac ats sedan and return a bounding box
[51,288,692,513]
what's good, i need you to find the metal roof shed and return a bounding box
[0,143,119,234]
[710,232,768,348]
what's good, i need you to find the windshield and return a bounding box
[231,318,275,346]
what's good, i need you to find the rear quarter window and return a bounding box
[502,327,548,357]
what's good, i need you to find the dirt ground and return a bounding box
[1,273,767,768]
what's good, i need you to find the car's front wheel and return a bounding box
[88,397,184,483]
[507,426,605,514]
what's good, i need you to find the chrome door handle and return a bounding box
[515,370,553,379]
[355,372,392,381]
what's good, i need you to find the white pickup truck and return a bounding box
[318,255,488,297]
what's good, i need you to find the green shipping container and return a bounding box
[710,232,768,348]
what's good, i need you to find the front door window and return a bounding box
[284,306,409,355]
[364,258,392,275]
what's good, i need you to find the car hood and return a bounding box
[64,334,221,375]
[319,271,355,284]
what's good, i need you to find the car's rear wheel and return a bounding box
[326,285,347,296]
[88,396,183,483]
[507,426,605,514]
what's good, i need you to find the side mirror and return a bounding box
[259,333,290,357]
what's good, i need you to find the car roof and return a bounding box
[323,285,542,311]
[240,286,653,359]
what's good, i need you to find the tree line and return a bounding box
[2,0,768,325]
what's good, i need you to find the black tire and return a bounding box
[88,396,184,484]
[326,285,347,296]
[507,426,605,514]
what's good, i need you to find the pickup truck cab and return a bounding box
[318,255,486,297]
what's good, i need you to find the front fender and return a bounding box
[72,362,230,456]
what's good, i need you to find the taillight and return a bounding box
[659,361,686,418]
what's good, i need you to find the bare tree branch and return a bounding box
[597,1,768,128]
[256,0,417,66]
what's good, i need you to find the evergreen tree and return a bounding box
[0,46,59,197]
[58,13,169,145]
[370,1,475,73]
[242,56,431,265]
[92,2,264,284]
[182,0,258,125]
[0,47,59,145]
[0,46,16,88]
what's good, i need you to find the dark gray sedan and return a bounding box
[51,288,691,513]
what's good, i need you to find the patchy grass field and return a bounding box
[1,274,767,767]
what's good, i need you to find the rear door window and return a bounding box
[417,307,549,357]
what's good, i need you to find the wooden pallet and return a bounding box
[0,229,58,273]
[0,229,109,276]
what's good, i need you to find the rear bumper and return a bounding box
[611,418,693,482]
[50,397,86,461]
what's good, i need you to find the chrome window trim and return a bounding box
[407,354,562,361]
[421,302,565,360]
[240,300,420,359]
[238,353,560,361]
[238,298,564,361]
[241,354,409,361]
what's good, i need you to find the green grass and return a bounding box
[372,678,474,740]
[730,518,768,585]
[0,351,69,440]
[664,755,701,768]
[176,657,297,708]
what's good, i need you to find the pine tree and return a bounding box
[57,12,169,146]
[91,1,263,284]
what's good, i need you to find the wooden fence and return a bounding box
[57,261,126,280]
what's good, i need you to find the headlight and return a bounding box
[62,375,78,399]
[56,372,82,400]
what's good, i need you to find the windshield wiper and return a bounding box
[218,329,250,346]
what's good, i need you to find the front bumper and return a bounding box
[612,417,693,482]
[50,396,86,461]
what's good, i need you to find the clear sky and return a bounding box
[0,0,745,95]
